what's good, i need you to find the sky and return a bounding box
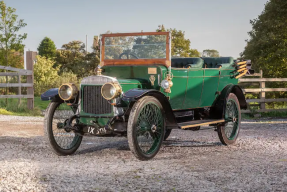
[7,0,267,58]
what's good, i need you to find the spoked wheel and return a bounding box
[44,102,82,155]
[217,93,241,145]
[128,96,165,160]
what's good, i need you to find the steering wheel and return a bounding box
[119,52,139,59]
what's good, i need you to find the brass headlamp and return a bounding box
[101,82,122,100]
[58,83,78,101]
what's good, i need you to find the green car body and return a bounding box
[42,32,250,160]
[79,57,242,128]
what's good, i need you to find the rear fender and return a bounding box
[211,84,247,119]
[122,89,177,128]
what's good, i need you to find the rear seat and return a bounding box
[171,58,203,68]
[202,57,234,68]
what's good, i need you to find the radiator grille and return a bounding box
[82,86,112,114]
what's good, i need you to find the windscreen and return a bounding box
[104,35,166,60]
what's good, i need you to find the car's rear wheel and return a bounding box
[127,96,165,160]
[217,93,241,145]
[44,102,82,155]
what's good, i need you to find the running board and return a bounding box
[178,119,225,129]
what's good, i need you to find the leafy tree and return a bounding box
[34,55,60,96]
[85,46,100,70]
[189,49,201,57]
[0,50,23,68]
[202,49,220,57]
[34,55,59,83]
[38,37,57,59]
[56,40,99,78]
[242,0,287,78]
[0,1,27,66]
[157,25,200,57]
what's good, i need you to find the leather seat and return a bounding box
[202,57,234,68]
[171,57,204,68]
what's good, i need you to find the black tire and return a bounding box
[164,129,172,141]
[217,93,241,145]
[127,96,165,160]
[44,102,82,155]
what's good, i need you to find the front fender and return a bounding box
[122,89,177,128]
[41,88,62,102]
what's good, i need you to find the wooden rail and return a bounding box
[0,51,36,109]
[242,88,287,93]
[0,83,33,88]
[239,70,287,114]
[239,78,287,82]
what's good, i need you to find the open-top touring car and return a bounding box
[41,32,252,160]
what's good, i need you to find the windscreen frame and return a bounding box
[100,32,171,67]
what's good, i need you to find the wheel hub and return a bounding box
[151,125,157,133]
[232,117,237,122]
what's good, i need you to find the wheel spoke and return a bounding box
[51,103,80,150]
[224,99,240,140]
[135,102,164,155]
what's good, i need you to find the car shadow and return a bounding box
[0,135,222,161]
[76,139,130,155]
[76,138,222,156]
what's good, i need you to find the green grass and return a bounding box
[0,108,13,115]
[0,97,49,116]
[34,97,50,110]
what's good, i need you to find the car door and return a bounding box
[168,68,188,110]
[183,68,204,109]
[199,69,220,107]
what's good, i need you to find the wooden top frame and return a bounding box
[100,32,171,68]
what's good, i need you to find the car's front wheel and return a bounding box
[217,93,241,145]
[127,96,165,160]
[44,102,82,155]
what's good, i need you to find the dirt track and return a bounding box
[0,115,287,191]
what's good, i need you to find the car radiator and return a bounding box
[82,85,112,114]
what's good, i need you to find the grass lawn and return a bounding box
[34,97,50,110]
[0,97,49,116]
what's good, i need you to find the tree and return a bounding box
[189,49,201,57]
[0,50,23,68]
[202,49,220,57]
[157,25,200,57]
[34,55,59,83]
[242,0,287,78]
[0,1,27,66]
[34,55,60,96]
[38,37,57,59]
[56,40,99,78]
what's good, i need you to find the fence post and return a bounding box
[26,51,36,110]
[259,70,265,110]
[18,75,21,107]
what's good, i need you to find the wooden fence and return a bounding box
[0,51,36,109]
[239,70,287,113]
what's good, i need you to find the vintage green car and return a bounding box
[41,32,250,160]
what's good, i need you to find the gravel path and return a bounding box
[0,115,287,191]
